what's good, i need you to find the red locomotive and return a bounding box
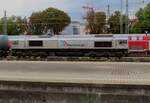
[128,35,150,56]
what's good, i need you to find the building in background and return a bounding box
[61,21,86,35]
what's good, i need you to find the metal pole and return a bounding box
[107,0,110,33]
[107,0,110,18]
[125,0,129,34]
[120,0,123,34]
[3,10,7,35]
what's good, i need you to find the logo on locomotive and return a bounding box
[60,40,85,47]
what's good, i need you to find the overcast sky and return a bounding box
[0,0,149,21]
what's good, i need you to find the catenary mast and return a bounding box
[3,10,7,35]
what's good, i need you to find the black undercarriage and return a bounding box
[11,49,128,58]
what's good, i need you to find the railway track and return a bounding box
[1,56,150,62]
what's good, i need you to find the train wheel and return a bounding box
[48,52,56,57]
[116,52,123,59]
[104,52,110,59]
[85,52,98,57]
[129,52,147,57]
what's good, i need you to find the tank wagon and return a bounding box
[0,35,11,57]
[9,35,128,57]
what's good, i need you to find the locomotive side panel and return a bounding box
[26,39,58,49]
[58,38,94,49]
[114,35,128,49]
[11,40,26,49]
[143,36,150,51]
[128,36,148,52]
[44,40,58,49]
[128,41,148,51]
[8,35,129,57]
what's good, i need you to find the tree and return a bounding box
[131,3,150,33]
[0,16,27,35]
[29,11,43,35]
[94,12,106,34]
[29,7,71,35]
[85,9,95,34]
[85,11,106,34]
[108,11,127,34]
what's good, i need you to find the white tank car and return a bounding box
[9,34,128,57]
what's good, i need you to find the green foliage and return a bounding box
[29,11,43,35]
[0,16,27,35]
[86,11,106,34]
[131,3,150,33]
[94,12,106,34]
[108,11,127,34]
[29,7,71,35]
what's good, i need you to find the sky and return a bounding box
[0,0,149,21]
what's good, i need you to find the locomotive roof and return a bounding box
[8,34,149,41]
[8,35,115,41]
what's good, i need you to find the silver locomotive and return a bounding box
[9,34,128,57]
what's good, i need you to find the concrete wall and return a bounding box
[0,81,149,103]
